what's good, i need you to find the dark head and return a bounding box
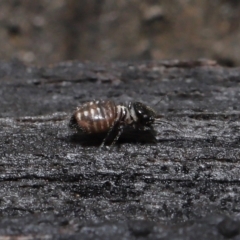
[130,102,156,125]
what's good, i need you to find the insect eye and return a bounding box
[133,102,156,124]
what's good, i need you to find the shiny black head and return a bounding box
[131,102,156,125]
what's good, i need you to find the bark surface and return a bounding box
[0,59,240,239]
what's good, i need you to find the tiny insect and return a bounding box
[69,100,173,147]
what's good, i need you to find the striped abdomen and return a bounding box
[69,100,118,134]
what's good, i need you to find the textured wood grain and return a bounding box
[0,59,240,239]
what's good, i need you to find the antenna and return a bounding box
[154,116,184,134]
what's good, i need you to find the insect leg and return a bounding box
[99,121,119,148]
[108,124,125,147]
[133,123,157,143]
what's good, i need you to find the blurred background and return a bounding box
[1,0,240,66]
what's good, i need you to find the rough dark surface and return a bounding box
[1,59,240,239]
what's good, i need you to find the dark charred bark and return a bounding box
[0,59,240,239]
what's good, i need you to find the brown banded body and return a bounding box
[69,100,118,134]
[69,99,180,147]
